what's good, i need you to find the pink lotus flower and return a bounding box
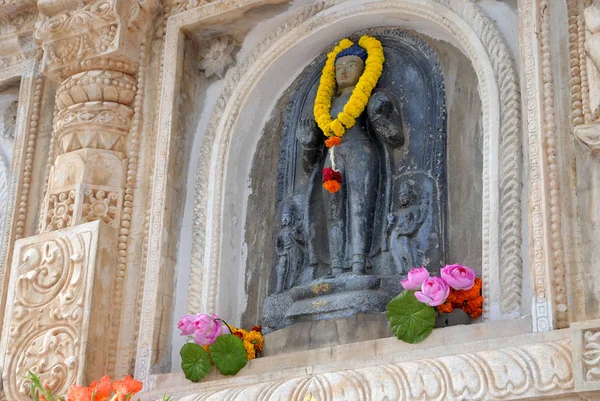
[400,267,430,290]
[178,314,196,336]
[193,313,228,345]
[415,277,450,306]
[440,264,476,290]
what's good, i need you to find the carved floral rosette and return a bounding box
[44,184,123,231]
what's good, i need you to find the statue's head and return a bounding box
[399,182,414,206]
[282,213,292,226]
[335,44,367,91]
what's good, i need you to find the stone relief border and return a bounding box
[568,0,588,127]
[138,331,576,400]
[539,0,568,329]
[136,0,523,386]
[520,0,577,330]
[107,35,149,378]
[0,58,43,336]
[132,12,167,374]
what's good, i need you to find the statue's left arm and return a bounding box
[367,90,404,147]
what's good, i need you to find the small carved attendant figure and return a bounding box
[275,207,305,293]
[387,182,427,274]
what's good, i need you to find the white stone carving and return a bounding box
[147,338,575,400]
[2,100,17,139]
[0,221,117,401]
[45,189,76,230]
[572,319,600,393]
[199,36,235,79]
[0,152,9,250]
[583,330,600,380]
[521,0,575,329]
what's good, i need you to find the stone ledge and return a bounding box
[136,317,598,400]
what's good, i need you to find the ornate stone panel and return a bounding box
[572,319,600,392]
[0,221,117,400]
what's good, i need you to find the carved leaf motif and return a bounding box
[13,326,78,397]
[15,241,68,308]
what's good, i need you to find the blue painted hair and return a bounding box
[335,44,368,63]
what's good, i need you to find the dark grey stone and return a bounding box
[435,309,472,328]
[262,313,392,356]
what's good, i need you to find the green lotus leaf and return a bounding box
[209,334,247,375]
[180,343,211,382]
[386,290,436,344]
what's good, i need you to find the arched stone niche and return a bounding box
[184,0,525,341]
[243,29,481,331]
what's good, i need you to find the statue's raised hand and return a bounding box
[296,118,320,148]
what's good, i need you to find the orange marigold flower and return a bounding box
[325,136,342,148]
[89,375,111,401]
[437,302,453,313]
[245,330,264,353]
[466,295,484,309]
[233,329,248,340]
[67,384,92,401]
[446,289,458,304]
[448,278,483,306]
[323,180,342,193]
[251,325,262,333]
[244,340,256,360]
[468,307,483,319]
[461,277,482,299]
[112,376,142,397]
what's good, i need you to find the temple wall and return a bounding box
[0,0,598,399]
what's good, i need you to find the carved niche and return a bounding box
[262,28,447,332]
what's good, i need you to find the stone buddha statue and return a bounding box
[297,43,404,276]
[263,30,447,332]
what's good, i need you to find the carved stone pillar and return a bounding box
[42,67,136,231]
[0,0,156,397]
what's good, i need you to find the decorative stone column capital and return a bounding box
[34,0,158,78]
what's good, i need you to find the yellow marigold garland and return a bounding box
[313,35,385,142]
